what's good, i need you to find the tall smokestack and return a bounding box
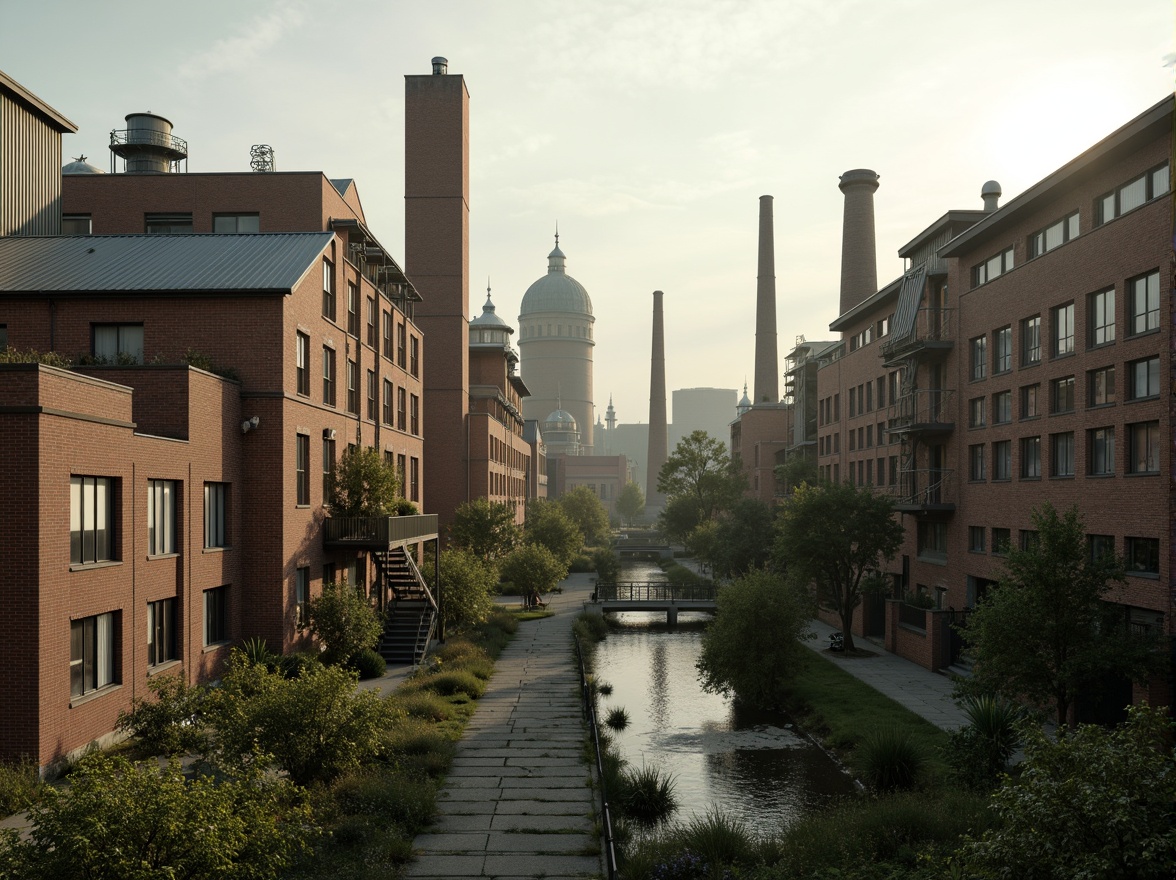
[753,195,778,405]
[646,290,668,509]
[838,169,880,316]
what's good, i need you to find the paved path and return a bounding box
[407,574,602,880]
[801,618,970,731]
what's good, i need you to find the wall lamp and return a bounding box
[323,428,337,440]
[241,416,260,434]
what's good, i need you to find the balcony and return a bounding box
[882,469,955,513]
[887,389,955,437]
[324,514,439,549]
[882,308,954,365]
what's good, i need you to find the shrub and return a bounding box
[855,727,927,792]
[573,611,609,643]
[0,759,46,817]
[331,767,437,829]
[278,651,322,680]
[605,706,631,730]
[347,648,387,680]
[115,673,208,756]
[947,693,1025,790]
[568,552,595,573]
[241,636,276,667]
[402,670,486,699]
[681,809,754,870]
[304,580,383,665]
[391,691,454,723]
[593,547,621,582]
[427,548,496,629]
[617,764,678,827]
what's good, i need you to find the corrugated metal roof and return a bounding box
[0,233,333,294]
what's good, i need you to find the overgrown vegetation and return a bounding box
[0,759,47,817]
[302,579,383,666]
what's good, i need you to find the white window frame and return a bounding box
[147,480,177,557]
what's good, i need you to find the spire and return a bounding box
[548,224,566,271]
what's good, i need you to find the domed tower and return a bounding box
[518,233,595,453]
[542,406,582,457]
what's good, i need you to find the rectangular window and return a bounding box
[1028,211,1079,258]
[62,213,92,235]
[866,424,873,448]
[93,324,144,364]
[1096,163,1170,225]
[970,336,987,380]
[397,322,407,367]
[1089,427,1115,475]
[1125,537,1159,576]
[993,390,1011,424]
[204,482,228,549]
[1052,302,1075,356]
[322,260,335,321]
[969,526,986,553]
[1021,384,1039,419]
[366,297,376,347]
[382,310,392,359]
[397,387,407,431]
[865,382,873,412]
[1020,530,1039,551]
[994,326,1012,373]
[409,456,420,502]
[849,387,856,417]
[1128,270,1160,335]
[969,444,986,481]
[1051,432,1075,477]
[993,440,1011,480]
[70,612,116,697]
[212,213,260,233]
[1089,534,1115,562]
[1088,366,1115,407]
[1128,421,1159,474]
[397,455,407,496]
[295,568,310,626]
[382,379,393,425]
[410,394,420,436]
[972,246,1015,287]
[968,397,986,428]
[1088,288,1115,346]
[1051,376,1075,414]
[0,324,7,351]
[323,346,336,406]
[296,434,310,505]
[147,598,176,667]
[296,332,310,396]
[347,282,359,336]
[145,212,192,234]
[346,360,359,415]
[833,393,840,420]
[203,586,228,646]
[849,430,856,452]
[888,456,897,486]
[1020,436,1041,479]
[1129,357,1159,400]
[322,437,335,504]
[366,369,377,420]
[1021,315,1041,365]
[70,476,115,564]
[409,336,420,377]
[917,521,947,560]
[992,528,1011,555]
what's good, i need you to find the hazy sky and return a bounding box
[2,0,1171,427]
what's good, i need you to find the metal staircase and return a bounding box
[373,547,436,665]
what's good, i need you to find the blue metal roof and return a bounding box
[0,233,334,294]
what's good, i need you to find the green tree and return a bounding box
[959,705,1176,879]
[449,498,521,563]
[327,445,401,516]
[558,485,610,546]
[774,449,819,495]
[500,543,569,597]
[304,579,383,665]
[426,547,496,629]
[656,430,744,538]
[657,494,707,545]
[696,569,815,707]
[962,502,1163,727]
[615,481,646,527]
[774,481,903,652]
[0,754,313,880]
[701,497,776,580]
[524,498,583,565]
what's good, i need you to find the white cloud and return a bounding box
[179,3,308,80]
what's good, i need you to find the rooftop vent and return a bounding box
[431,56,448,75]
[981,180,1002,212]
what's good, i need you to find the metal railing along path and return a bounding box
[575,634,618,880]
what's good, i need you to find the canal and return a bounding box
[592,561,857,835]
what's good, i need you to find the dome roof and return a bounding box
[520,235,592,317]
[470,291,511,331]
[62,155,105,175]
[544,408,578,430]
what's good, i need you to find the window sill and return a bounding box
[1126,570,1160,580]
[148,659,182,677]
[203,641,231,654]
[1019,476,1042,482]
[1125,395,1159,404]
[1087,340,1116,353]
[1087,402,1115,410]
[203,546,232,554]
[146,552,180,561]
[1088,472,1115,478]
[1050,475,1075,480]
[1126,471,1160,477]
[70,683,122,709]
[1019,360,1042,370]
[70,560,122,573]
[917,555,948,566]
[1126,327,1160,341]
[296,504,311,509]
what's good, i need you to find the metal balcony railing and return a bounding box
[882,307,954,363]
[324,514,439,547]
[887,389,955,434]
[881,468,955,510]
[109,128,189,158]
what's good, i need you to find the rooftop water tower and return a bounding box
[109,112,188,173]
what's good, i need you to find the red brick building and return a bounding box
[815,96,1173,710]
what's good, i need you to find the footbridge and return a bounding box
[588,582,717,626]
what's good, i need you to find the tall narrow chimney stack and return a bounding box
[753,195,779,405]
[646,290,669,510]
[838,169,880,316]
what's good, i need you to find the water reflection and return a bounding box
[595,561,856,834]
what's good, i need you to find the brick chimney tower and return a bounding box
[646,290,668,509]
[405,56,469,532]
[838,169,880,316]
[753,195,778,405]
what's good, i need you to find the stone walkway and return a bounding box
[802,618,970,731]
[406,574,602,880]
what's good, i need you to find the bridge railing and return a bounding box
[595,582,717,602]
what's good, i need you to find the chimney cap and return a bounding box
[431,56,448,75]
[981,179,1002,211]
[838,169,880,192]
